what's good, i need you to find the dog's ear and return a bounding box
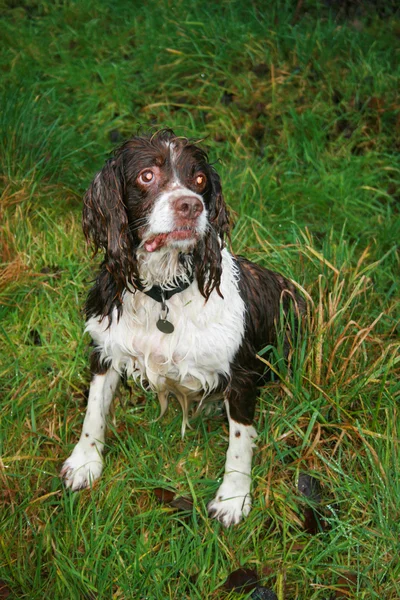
[83,156,127,251]
[194,167,230,300]
[83,156,137,291]
[208,167,230,244]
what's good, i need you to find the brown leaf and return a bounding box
[0,581,11,599]
[260,564,275,578]
[153,487,175,504]
[298,473,323,535]
[335,573,358,598]
[170,496,194,511]
[303,507,321,535]
[153,488,193,512]
[224,567,259,593]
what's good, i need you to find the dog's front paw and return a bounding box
[60,445,103,491]
[207,482,252,527]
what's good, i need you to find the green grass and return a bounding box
[0,0,399,598]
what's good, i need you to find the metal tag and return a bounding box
[156,318,174,334]
[157,293,174,334]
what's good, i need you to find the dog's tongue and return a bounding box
[144,234,168,252]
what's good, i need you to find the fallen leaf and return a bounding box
[224,567,259,593]
[0,581,11,599]
[298,473,324,534]
[170,496,194,511]
[153,488,193,512]
[303,506,321,535]
[153,487,175,504]
[335,572,358,598]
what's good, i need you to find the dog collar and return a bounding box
[134,274,194,303]
[134,271,194,334]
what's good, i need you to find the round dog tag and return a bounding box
[156,318,174,334]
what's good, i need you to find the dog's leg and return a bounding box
[61,364,120,490]
[208,382,257,527]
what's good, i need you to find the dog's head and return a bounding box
[83,129,230,298]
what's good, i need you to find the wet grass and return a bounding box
[0,0,399,598]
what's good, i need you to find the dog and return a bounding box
[61,129,303,526]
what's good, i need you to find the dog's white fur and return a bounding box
[88,249,244,390]
[61,248,257,525]
[61,369,119,488]
[207,400,257,527]
[146,183,207,241]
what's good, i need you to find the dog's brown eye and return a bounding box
[139,170,154,184]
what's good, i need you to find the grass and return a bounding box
[0,0,399,598]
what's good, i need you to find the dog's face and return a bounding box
[122,134,211,253]
[83,129,230,296]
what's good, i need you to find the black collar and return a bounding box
[134,272,194,303]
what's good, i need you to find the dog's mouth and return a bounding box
[144,228,199,252]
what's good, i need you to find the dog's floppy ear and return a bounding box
[83,156,137,291]
[194,166,231,300]
[83,156,126,251]
[208,166,230,244]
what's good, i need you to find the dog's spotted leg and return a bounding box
[61,364,120,490]
[208,386,257,527]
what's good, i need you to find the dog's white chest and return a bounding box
[86,250,245,396]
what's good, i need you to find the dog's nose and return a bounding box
[174,196,203,219]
